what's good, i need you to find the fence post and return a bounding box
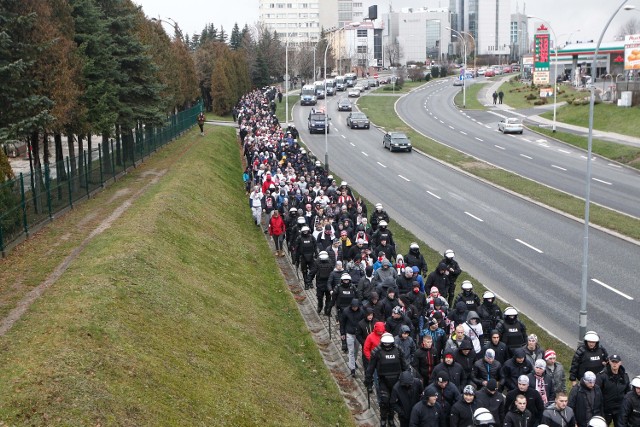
[110,139,116,182]
[98,143,104,187]
[45,163,52,220]
[84,150,90,199]
[66,157,73,209]
[20,173,28,236]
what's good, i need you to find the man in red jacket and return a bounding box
[269,210,286,256]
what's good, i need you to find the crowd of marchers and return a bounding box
[234,86,640,427]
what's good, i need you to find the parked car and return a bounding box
[348,87,361,98]
[453,78,464,86]
[337,98,352,111]
[346,112,370,129]
[484,69,496,77]
[383,131,412,152]
[498,118,524,134]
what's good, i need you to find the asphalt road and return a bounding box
[293,90,640,376]
[396,79,640,219]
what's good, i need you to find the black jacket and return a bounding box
[596,364,631,414]
[502,351,534,392]
[569,342,608,382]
[356,316,375,346]
[390,371,423,420]
[450,399,477,427]
[340,306,364,336]
[504,408,533,427]
[505,387,545,426]
[620,389,640,427]
[432,361,466,391]
[475,387,506,425]
[409,400,446,427]
[423,383,460,419]
[568,380,604,427]
[412,346,440,385]
[471,358,503,389]
[405,248,427,275]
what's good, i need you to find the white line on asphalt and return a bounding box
[558,149,571,154]
[350,142,356,147]
[592,177,612,185]
[551,165,567,171]
[608,163,622,168]
[536,139,547,143]
[511,111,527,118]
[465,212,484,222]
[434,116,438,120]
[376,162,387,168]
[515,238,543,253]
[440,120,445,124]
[427,191,441,199]
[475,137,484,142]
[449,125,455,129]
[361,151,369,157]
[485,125,492,129]
[460,131,467,135]
[520,154,533,159]
[592,278,634,300]
[341,135,346,139]
[398,175,411,182]
[471,118,477,122]
[495,145,506,150]
[508,134,516,138]
[521,138,531,142]
[477,122,483,125]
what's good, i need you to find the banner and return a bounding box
[534,25,550,84]
[624,33,640,70]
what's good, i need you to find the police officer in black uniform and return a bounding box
[331,273,356,352]
[309,251,335,314]
[496,307,527,357]
[294,225,318,289]
[365,332,409,427]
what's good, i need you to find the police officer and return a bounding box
[370,203,390,232]
[496,307,527,357]
[619,375,640,427]
[331,273,356,352]
[294,225,317,289]
[454,280,481,313]
[309,251,334,314]
[440,249,462,286]
[365,332,409,427]
[570,331,608,387]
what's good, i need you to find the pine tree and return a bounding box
[229,23,241,50]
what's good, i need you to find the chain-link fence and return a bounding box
[0,102,202,255]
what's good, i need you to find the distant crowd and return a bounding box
[234,86,640,427]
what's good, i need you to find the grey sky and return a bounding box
[134,0,639,45]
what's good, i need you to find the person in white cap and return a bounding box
[528,359,555,405]
[369,202,390,231]
[568,371,604,427]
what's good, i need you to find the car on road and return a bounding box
[348,87,361,98]
[337,98,352,111]
[383,131,412,152]
[484,69,495,77]
[498,117,524,134]
[308,110,330,134]
[453,78,464,86]
[346,112,370,129]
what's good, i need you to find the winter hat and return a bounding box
[430,286,439,294]
[513,348,526,359]
[424,388,438,398]
[544,350,557,360]
[528,334,538,342]
[486,379,498,391]
[535,359,546,369]
[518,375,530,385]
[437,372,450,382]
[485,349,495,359]
[584,371,597,383]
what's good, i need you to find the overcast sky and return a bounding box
[134,0,639,44]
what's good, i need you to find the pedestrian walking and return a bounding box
[498,90,504,104]
[197,111,205,135]
[268,210,286,256]
[492,91,498,105]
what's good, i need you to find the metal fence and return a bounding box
[0,102,202,255]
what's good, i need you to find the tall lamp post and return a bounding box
[285,34,290,127]
[528,16,559,132]
[151,17,184,41]
[577,1,635,343]
[447,27,467,108]
[462,31,476,76]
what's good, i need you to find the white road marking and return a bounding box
[477,122,483,125]
[536,139,547,143]
[515,238,543,253]
[485,125,492,129]
[558,149,571,154]
[592,177,612,185]
[398,175,411,182]
[376,162,387,168]
[471,118,477,122]
[511,111,527,118]
[341,135,346,139]
[460,131,467,135]
[608,163,622,168]
[350,142,356,147]
[427,191,441,199]
[465,212,484,222]
[592,278,634,300]
[551,165,567,171]
[495,145,506,150]
[449,125,455,129]
[520,154,533,159]
[361,151,369,157]
[434,116,438,120]
[521,138,531,142]
[440,120,445,124]
[475,137,484,142]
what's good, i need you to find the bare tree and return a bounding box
[618,18,640,38]
[385,41,404,67]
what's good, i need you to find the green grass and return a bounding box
[206,113,233,121]
[540,103,640,138]
[453,81,489,110]
[356,91,640,241]
[380,80,427,94]
[276,95,301,124]
[497,80,584,110]
[0,126,354,426]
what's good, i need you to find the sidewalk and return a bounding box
[478,76,640,148]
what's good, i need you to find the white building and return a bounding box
[258,0,338,45]
[448,0,511,58]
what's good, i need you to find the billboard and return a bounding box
[624,33,640,70]
[534,25,550,84]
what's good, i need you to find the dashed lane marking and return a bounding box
[515,238,543,253]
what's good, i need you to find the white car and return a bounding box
[498,118,524,134]
[348,87,361,98]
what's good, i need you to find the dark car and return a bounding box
[308,111,329,134]
[337,98,352,111]
[346,112,370,129]
[383,132,412,152]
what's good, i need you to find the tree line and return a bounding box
[0,0,301,184]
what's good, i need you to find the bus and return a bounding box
[325,79,336,96]
[335,76,347,91]
[300,84,317,106]
[314,80,325,99]
[345,72,357,87]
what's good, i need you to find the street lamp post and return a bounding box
[151,17,184,41]
[447,27,467,108]
[462,31,476,77]
[285,35,290,127]
[324,41,330,170]
[527,16,559,132]
[578,1,635,343]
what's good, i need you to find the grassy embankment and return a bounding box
[453,81,490,110]
[539,102,640,138]
[0,126,353,426]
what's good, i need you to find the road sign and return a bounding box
[373,73,378,78]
